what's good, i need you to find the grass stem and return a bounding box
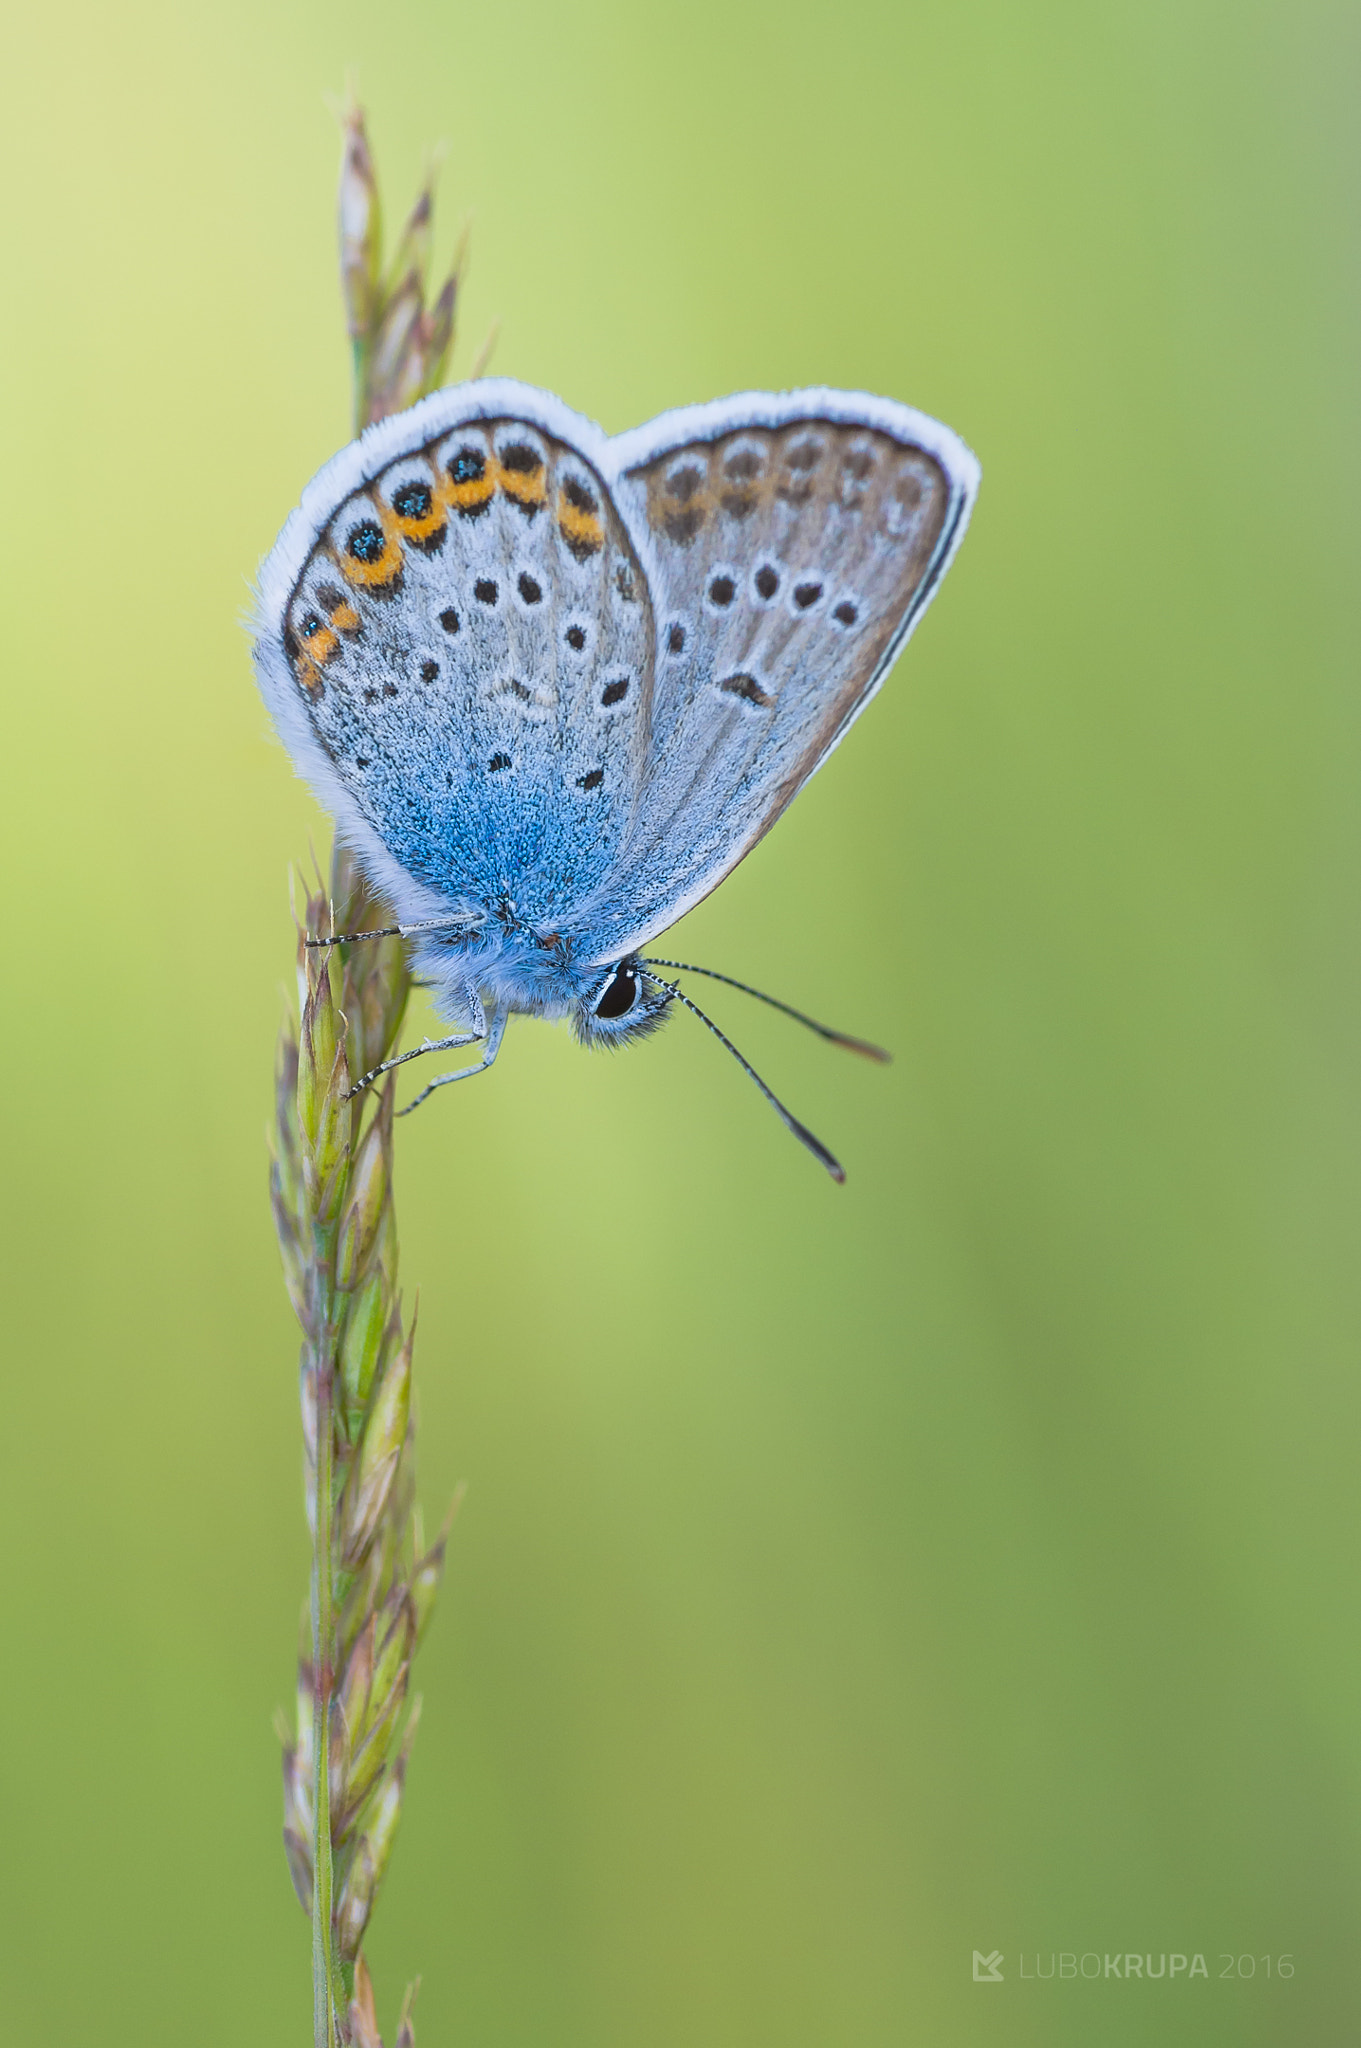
[311,1338,341,2043]
[272,95,484,2047]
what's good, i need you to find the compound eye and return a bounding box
[594,964,639,1020]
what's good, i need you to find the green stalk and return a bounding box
[291,925,354,2046]
[311,1318,342,2044]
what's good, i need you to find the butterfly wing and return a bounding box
[252,380,656,932]
[571,390,979,963]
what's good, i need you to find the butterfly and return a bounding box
[252,379,979,1179]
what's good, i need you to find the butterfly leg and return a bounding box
[346,983,489,1101]
[397,1006,508,1117]
[346,1029,481,1101]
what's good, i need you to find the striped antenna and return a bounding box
[641,969,846,1183]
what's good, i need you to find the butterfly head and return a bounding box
[572,954,673,1048]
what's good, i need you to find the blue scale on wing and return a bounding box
[295,418,656,928]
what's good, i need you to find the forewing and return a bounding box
[577,392,978,961]
[253,384,655,930]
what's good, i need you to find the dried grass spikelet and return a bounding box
[349,1958,420,2048]
[339,97,481,430]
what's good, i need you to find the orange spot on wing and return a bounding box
[292,610,341,683]
[306,624,340,663]
[390,490,447,547]
[339,505,405,589]
[295,653,326,698]
[499,466,547,513]
[557,488,604,559]
[440,452,552,518]
[440,466,497,516]
[330,601,361,634]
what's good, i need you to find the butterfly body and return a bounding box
[254,379,978,1075]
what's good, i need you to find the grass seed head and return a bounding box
[338,102,381,342]
[339,1271,391,1432]
[341,1326,414,1569]
[278,103,475,2035]
[336,1090,393,1292]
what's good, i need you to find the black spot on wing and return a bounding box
[392,480,432,518]
[717,672,773,709]
[346,520,385,563]
[664,507,705,544]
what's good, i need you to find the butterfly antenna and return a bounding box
[641,970,846,1184]
[643,959,890,1062]
[305,913,485,949]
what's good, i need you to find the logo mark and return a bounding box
[973,1950,1004,1982]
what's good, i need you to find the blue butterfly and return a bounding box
[253,380,979,1177]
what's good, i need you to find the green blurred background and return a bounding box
[2,1,1358,2041]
